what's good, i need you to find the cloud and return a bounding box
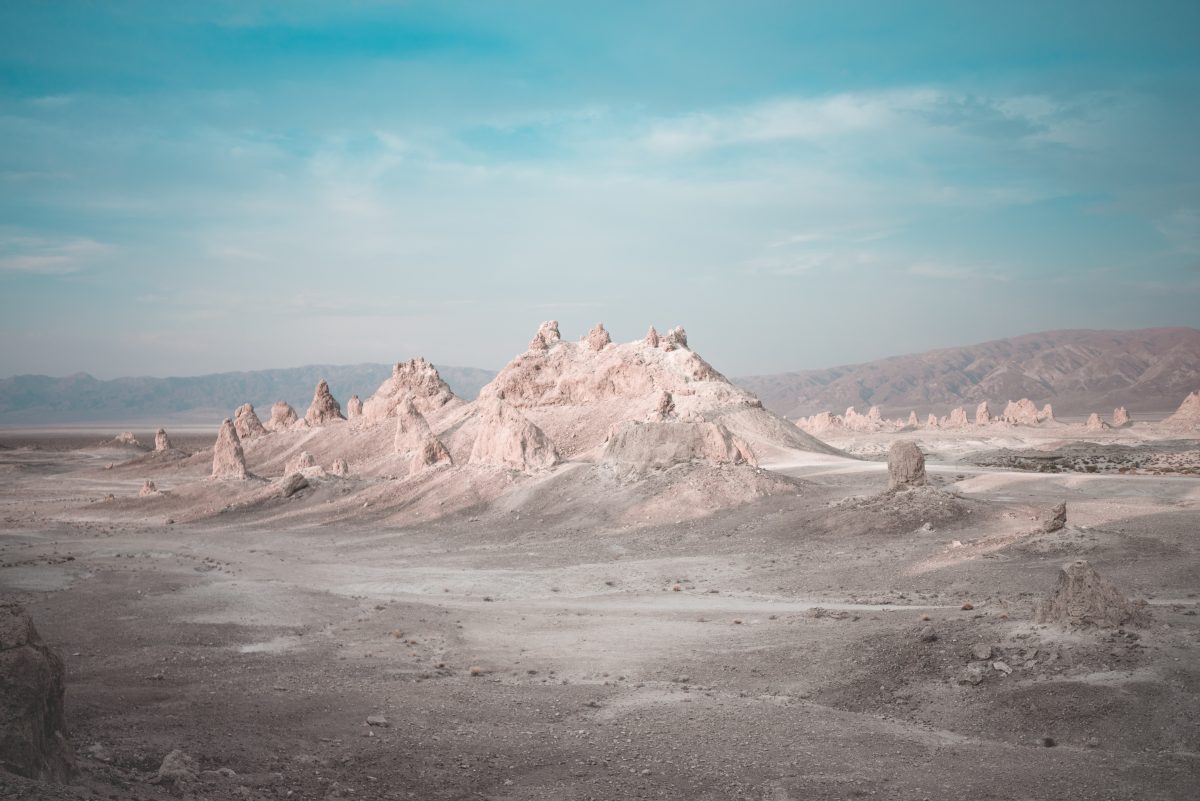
[0,235,111,274]
[907,262,1009,282]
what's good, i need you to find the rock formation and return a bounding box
[1085,412,1109,432]
[285,451,317,474]
[1112,406,1130,427]
[842,406,887,432]
[346,395,363,420]
[276,473,309,498]
[1163,390,1200,430]
[942,406,969,428]
[211,418,247,480]
[1040,403,1056,423]
[660,325,688,351]
[1041,502,1067,533]
[154,428,172,452]
[887,440,927,489]
[362,358,458,420]
[234,403,269,440]
[0,601,73,782]
[907,411,919,428]
[1001,398,1041,426]
[469,398,559,472]
[602,420,755,474]
[304,379,345,426]
[644,326,660,348]
[330,457,349,477]
[410,436,453,473]
[268,401,300,432]
[528,320,562,352]
[926,414,939,429]
[139,480,158,497]
[393,396,434,453]
[1035,560,1147,628]
[585,323,611,351]
[975,402,992,425]
[655,390,675,420]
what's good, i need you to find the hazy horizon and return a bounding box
[2,2,1198,379]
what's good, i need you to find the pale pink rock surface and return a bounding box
[660,325,688,351]
[528,320,562,352]
[234,403,269,440]
[1085,412,1109,431]
[602,420,754,474]
[410,436,453,473]
[393,396,435,453]
[285,451,317,474]
[1039,403,1056,423]
[942,407,969,428]
[346,395,363,420]
[1163,390,1200,429]
[268,401,300,432]
[211,418,248,480]
[468,397,559,472]
[907,411,919,428]
[926,414,939,429]
[975,402,992,425]
[304,379,345,426]
[1112,406,1130,427]
[362,358,457,421]
[644,326,660,348]
[1002,398,1041,426]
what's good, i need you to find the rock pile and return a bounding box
[1035,559,1147,628]
[304,379,345,426]
[469,398,558,472]
[211,418,248,480]
[234,403,269,440]
[887,440,927,489]
[268,401,300,432]
[0,601,73,782]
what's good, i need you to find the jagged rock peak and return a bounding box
[585,323,611,351]
[469,397,559,472]
[942,407,969,428]
[529,320,562,352]
[661,325,688,350]
[305,379,345,426]
[211,418,247,480]
[1040,403,1055,423]
[363,357,456,421]
[644,325,660,347]
[887,440,926,489]
[268,401,300,432]
[234,403,269,440]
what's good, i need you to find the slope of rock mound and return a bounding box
[211,418,248,480]
[1163,390,1200,430]
[234,403,269,440]
[304,379,345,426]
[1035,560,1147,628]
[362,358,458,421]
[469,398,558,472]
[602,420,754,475]
[0,601,73,782]
[268,401,300,432]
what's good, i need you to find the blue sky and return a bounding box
[1,1,1198,378]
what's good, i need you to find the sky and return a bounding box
[1,1,1198,379]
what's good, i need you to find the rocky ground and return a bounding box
[1,430,1198,800]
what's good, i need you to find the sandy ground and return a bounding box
[1,428,1198,800]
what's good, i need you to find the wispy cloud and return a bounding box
[0,234,111,274]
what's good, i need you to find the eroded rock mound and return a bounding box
[528,320,562,352]
[1112,406,1130,427]
[0,601,73,782]
[363,358,457,421]
[346,395,363,420]
[660,325,688,351]
[154,428,172,452]
[304,379,345,426]
[1002,399,1041,426]
[907,411,919,428]
[1040,403,1056,423]
[975,402,992,425]
[1035,560,1147,628]
[211,418,247,480]
[1163,390,1200,430]
[469,398,558,472]
[942,407,969,429]
[234,403,269,440]
[393,396,434,453]
[585,323,611,351]
[926,414,939,429]
[268,401,300,432]
[887,440,927,489]
[602,420,755,474]
[1085,412,1109,432]
[644,326,660,348]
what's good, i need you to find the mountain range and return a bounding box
[2,327,1197,425]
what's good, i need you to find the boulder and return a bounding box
[276,473,309,498]
[975,402,992,425]
[469,398,559,472]
[304,379,345,426]
[154,428,172,452]
[139,480,158,497]
[410,437,453,473]
[1035,560,1148,628]
[234,403,269,440]
[585,323,611,351]
[211,419,247,480]
[267,401,300,432]
[393,396,433,453]
[362,358,457,421]
[346,395,364,420]
[0,601,73,782]
[329,458,349,477]
[887,440,927,489]
[602,420,755,474]
[1111,406,1130,428]
[1041,502,1067,533]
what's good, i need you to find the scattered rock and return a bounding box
[0,602,73,782]
[887,440,927,489]
[211,418,248,480]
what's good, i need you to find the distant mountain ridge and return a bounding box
[736,327,1200,420]
[0,363,497,426]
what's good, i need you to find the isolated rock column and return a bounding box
[887,440,927,489]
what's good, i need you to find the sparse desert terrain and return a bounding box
[2,326,1199,800]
